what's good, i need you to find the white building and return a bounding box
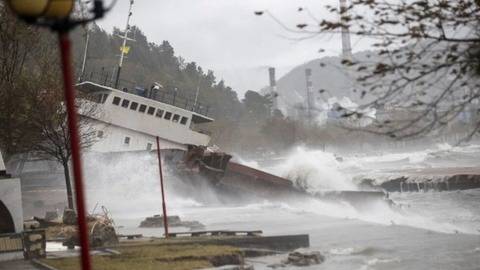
[0,151,24,261]
[76,81,213,152]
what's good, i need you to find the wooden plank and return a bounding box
[166,230,263,238]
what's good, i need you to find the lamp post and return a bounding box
[6,2,108,270]
[156,136,169,238]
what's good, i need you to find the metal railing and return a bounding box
[79,70,211,117]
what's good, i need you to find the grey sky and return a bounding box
[97,0,364,97]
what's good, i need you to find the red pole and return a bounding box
[59,32,92,270]
[156,136,169,237]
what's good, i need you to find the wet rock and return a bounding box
[209,253,244,267]
[267,263,286,269]
[139,215,205,230]
[62,209,77,225]
[139,215,178,227]
[283,251,325,267]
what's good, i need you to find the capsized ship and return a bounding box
[74,75,387,207]
[76,80,213,152]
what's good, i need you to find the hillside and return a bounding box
[271,43,468,119]
[70,24,243,122]
[68,23,295,153]
[270,51,380,117]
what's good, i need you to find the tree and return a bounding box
[0,6,40,159]
[243,90,272,120]
[0,6,99,210]
[257,0,480,140]
[27,85,99,210]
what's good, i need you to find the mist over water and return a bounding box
[82,144,480,236]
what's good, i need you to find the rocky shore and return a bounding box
[359,167,480,192]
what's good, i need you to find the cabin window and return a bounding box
[139,104,147,113]
[130,102,138,111]
[97,130,104,138]
[112,96,121,105]
[124,137,130,145]
[164,111,172,120]
[146,143,153,151]
[172,114,180,123]
[121,99,130,108]
[180,116,188,125]
[156,109,164,118]
[147,107,155,115]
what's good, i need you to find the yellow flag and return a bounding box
[120,46,130,54]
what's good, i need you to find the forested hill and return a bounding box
[69,23,291,153]
[71,24,242,121]
[0,6,306,158]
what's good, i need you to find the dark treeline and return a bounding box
[72,24,243,122]
[0,9,302,158]
[3,5,465,161]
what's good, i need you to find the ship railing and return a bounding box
[78,71,211,117]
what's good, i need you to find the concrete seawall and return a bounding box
[361,167,480,192]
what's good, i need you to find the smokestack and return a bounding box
[340,0,353,60]
[305,68,313,123]
[268,67,278,111]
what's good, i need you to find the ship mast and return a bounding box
[114,0,135,89]
[339,0,353,60]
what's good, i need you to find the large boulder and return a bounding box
[284,251,325,267]
[139,215,204,230]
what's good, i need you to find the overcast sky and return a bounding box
[97,0,366,97]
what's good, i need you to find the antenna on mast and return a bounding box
[114,0,135,89]
[339,0,353,60]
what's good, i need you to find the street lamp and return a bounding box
[8,0,74,19]
[7,0,105,29]
[6,1,109,270]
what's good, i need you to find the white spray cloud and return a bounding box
[315,96,376,127]
[271,146,358,191]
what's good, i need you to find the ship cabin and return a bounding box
[76,81,213,152]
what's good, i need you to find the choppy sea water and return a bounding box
[83,143,480,270]
[112,190,480,270]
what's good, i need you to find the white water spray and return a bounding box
[269,146,358,192]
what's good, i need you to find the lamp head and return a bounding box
[44,0,75,19]
[7,0,74,21]
[7,0,49,18]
